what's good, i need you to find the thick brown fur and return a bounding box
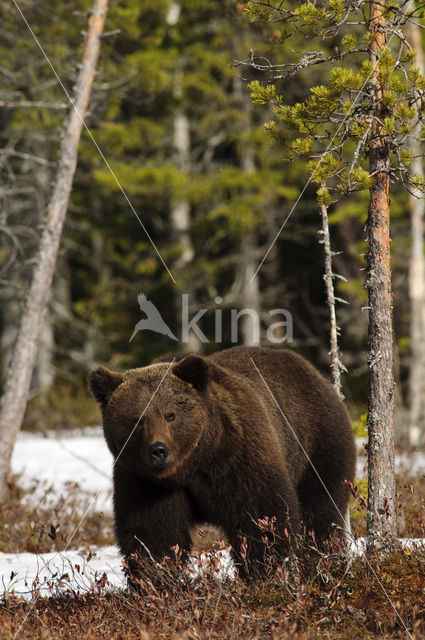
[89,346,356,577]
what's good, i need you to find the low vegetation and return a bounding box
[1,542,424,639]
[0,476,114,555]
[0,472,424,639]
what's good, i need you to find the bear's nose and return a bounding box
[148,442,169,466]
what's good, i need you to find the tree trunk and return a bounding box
[33,316,55,395]
[172,95,201,353]
[171,103,194,268]
[172,104,200,353]
[235,68,261,346]
[318,196,345,398]
[241,231,261,345]
[241,146,260,346]
[408,19,425,448]
[366,0,397,550]
[166,3,201,353]
[33,159,55,401]
[0,0,108,502]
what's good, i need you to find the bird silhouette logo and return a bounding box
[129,293,178,342]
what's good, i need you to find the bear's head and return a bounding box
[89,355,213,482]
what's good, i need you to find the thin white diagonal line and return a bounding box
[10,0,176,284]
[64,359,175,552]
[251,0,415,283]
[252,181,312,281]
[113,359,176,465]
[250,356,351,530]
[12,359,175,640]
[250,355,413,640]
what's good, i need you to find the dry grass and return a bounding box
[0,476,114,555]
[0,472,424,639]
[1,472,423,556]
[1,541,424,639]
[350,474,425,539]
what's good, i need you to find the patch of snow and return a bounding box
[2,539,424,601]
[348,537,425,555]
[356,451,425,479]
[11,428,113,512]
[394,452,425,477]
[3,430,425,601]
[0,546,236,600]
[0,546,124,600]
[187,549,235,582]
[5,429,236,600]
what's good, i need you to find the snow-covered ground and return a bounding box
[3,427,236,599]
[355,437,425,478]
[3,427,120,599]
[0,545,124,599]
[11,427,113,513]
[11,428,425,507]
[1,429,424,600]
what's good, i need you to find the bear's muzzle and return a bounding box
[148,441,169,468]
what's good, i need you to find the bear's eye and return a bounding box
[165,412,175,422]
[133,416,145,428]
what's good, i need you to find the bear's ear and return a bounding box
[172,355,208,391]
[88,366,124,407]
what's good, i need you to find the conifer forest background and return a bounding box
[1,0,424,446]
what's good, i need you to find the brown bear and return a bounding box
[89,346,355,577]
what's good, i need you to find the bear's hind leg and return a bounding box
[298,469,351,547]
[229,477,302,579]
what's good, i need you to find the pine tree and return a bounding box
[243,0,425,548]
[87,0,302,352]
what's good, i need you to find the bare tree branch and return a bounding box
[0,100,68,110]
[317,190,347,398]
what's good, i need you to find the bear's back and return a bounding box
[208,346,355,481]
[208,345,340,418]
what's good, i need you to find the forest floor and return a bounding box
[0,428,424,639]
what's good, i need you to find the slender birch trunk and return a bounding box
[171,103,201,353]
[408,19,425,448]
[0,0,108,502]
[172,110,193,267]
[166,4,201,353]
[172,102,200,352]
[366,0,397,550]
[33,162,55,400]
[241,146,260,346]
[318,194,345,398]
[241,232,261,346]
[234,70,261,346]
